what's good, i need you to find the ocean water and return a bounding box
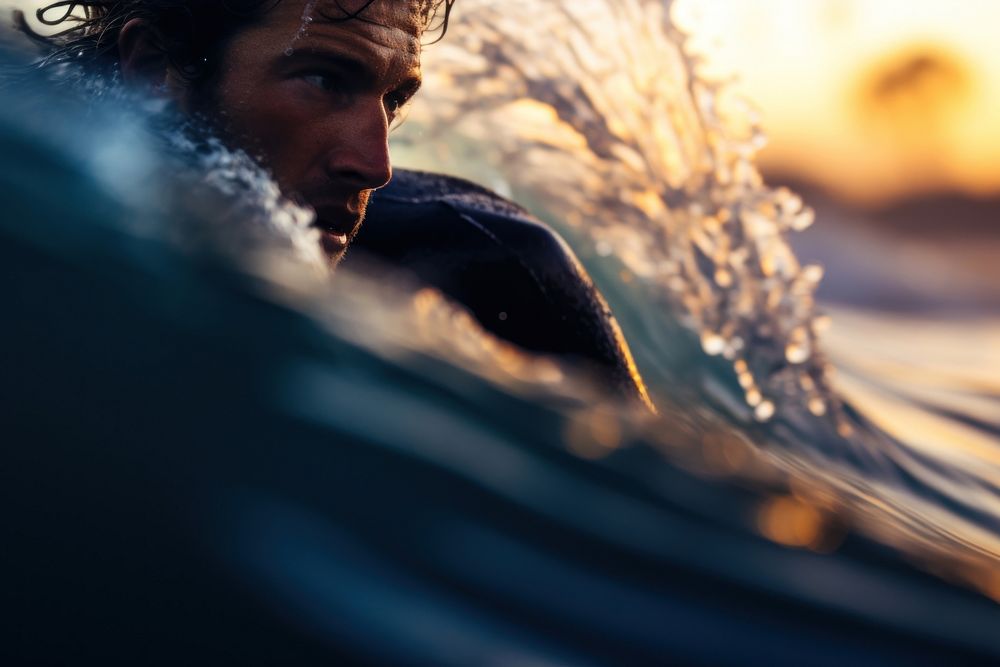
[2,0,1000,663]
[389,0,1000,628]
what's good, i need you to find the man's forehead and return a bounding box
[258,0,425,56]
[305,0,426,35]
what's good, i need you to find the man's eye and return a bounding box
[386,90,417,119]
[300,73,339,92]
[385,93,406,115]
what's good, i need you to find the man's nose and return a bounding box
[323,102,393,191]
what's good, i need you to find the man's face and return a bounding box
[197,1,424,263]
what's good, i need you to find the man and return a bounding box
[19,0,649,403]
[17,0,449,258]
[104,0,442,263]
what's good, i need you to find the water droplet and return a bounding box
[808,398,827,416]
[776,188,803,214]
[759,252,777,277]
[498,311,508,321]
[756,201,776,218]
[754,400,775,422]
[701,332,726,356]
[812,315,832,333]
[564,407,622,460]
[284,47,294,56]
[791,209,815,231]
[837,421,855,438]
[785,341,810,364]
[800,264,824,284]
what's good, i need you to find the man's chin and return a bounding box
[313,200,368,265]
[318,229,350,265]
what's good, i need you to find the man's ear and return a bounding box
[118,18,172,91]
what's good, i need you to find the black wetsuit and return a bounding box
[352,170,645,401]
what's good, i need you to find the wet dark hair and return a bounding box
[16,0,455,84]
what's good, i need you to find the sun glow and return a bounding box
[674,0,1000,205]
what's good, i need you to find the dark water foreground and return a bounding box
[2,57,1000,665]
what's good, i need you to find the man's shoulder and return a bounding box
[354,170,646,402]
[361,169,572,263]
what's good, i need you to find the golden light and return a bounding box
[674,0,1000,205]
[757,494,847,552]
[564,406,624,459]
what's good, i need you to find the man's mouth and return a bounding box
[312,208,361,254]
[301,187,372,258]
[317,228,349,253]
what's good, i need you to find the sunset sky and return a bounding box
[673,0,1000,205]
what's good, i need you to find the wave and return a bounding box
[2,2,1000,661]
[391,0,1000,596]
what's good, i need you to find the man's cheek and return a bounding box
[239,111,306,174]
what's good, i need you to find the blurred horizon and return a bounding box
[673,0,1000,209]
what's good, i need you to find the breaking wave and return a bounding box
[391,0,1000,596]
[3,0,1000,661]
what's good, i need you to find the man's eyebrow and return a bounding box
[287,48,422,94]
[288,49,376,82]
[393,76,423,99]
